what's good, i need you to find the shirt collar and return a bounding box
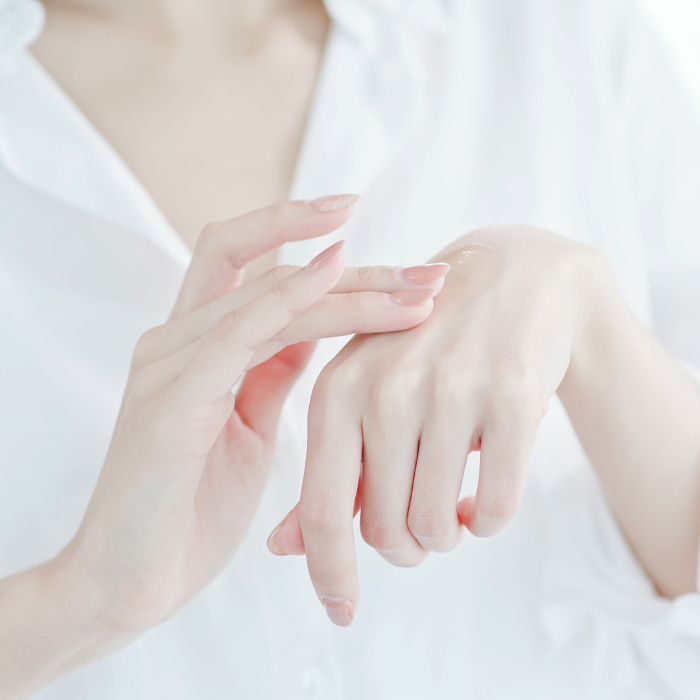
[290,0,453,207]
[324,0,451,44]
[0,0,44,76]
[0,0,452,228]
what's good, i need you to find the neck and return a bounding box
[44,0,298,44]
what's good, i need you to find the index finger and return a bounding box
[170,242,347,408]
[171,196,360,319]
[298,376,363,626]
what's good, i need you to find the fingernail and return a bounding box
[310,194,362,212]
[306,241,345,271]
[267,519,288,556]
[322,597,355,627]
[389,289,435,307]
[400,263,451,284]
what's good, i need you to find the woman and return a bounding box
[2,0,700,698]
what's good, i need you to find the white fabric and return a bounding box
[2,0,700,698]
[644,0,700,118]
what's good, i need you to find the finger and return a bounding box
[298,377,363,626]
[407,410,474,552]
[459,405,538,537]
[137,269,443,373]
[359,411,427,567]
[200,263,445,332]
[169,242,346,407]
[171,196,359,319]
[330,263,450,294]
[205,262,447,324]
[270,474,362,557]
[268,503,306,556]
[249,290,437,368]
[235,341,317,442]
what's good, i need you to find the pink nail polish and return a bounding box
[306,241,345,271]
[389,289,434,307]
[322,597,355,626]
[267,521,288,556]
[400,263,451,284]
[310,194,362,212]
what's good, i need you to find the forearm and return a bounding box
[0,554,132,700]
[558,260,700,597]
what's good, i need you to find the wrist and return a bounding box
[559,249,628,400]
[0,554,136,699]
[52,535,147,650]
[46,544,141,663]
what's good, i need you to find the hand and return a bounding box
[268,225,600,625]
[54,198,448,639]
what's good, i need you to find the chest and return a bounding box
[31,6,328,252]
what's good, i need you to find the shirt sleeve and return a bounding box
[624,5,700,595]
[624,5,700,368]
[537,11,700,694]
[539,465,700,698]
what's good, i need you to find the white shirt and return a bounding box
[2,0,700,698]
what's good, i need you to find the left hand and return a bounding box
[268,225,602,625]
[60,199,447,635]
[0,198,451,700]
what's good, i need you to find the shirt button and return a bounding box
[298,667,330,697]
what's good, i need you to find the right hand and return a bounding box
[55,198,448,638]
[268,225,596,626]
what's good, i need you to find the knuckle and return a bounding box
[197,221,223,250]
[483,363,550,429]
[340,292,363,310]
[263,265,296,284]
[299,498,346,537]
[360,522,405,553]
[211,309,257,353]
[478,497,520,527]
[354,266,374,286]
[371,366,423,416]
[213,309,241,340]
[432,369,472,408]
[315,360,362,399]
[407,512,453,548]
[269,275,300,316]
[199,220,220,239]
[488,364,540,408]
[309,373,335,407]
[132,326,164,368]
[196,220,248,270]
[271,273,294,299]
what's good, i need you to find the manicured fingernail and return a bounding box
[389,289,434,307]
[322,597,355,627]
[306,240,345,271]
[400,263,451,284]
[267,519,288,556]
[310,194,362,212]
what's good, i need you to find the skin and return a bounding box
[0,199,448,699]
[32,0,329,277]
[16,0,700,666]
[270,226,700,626]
